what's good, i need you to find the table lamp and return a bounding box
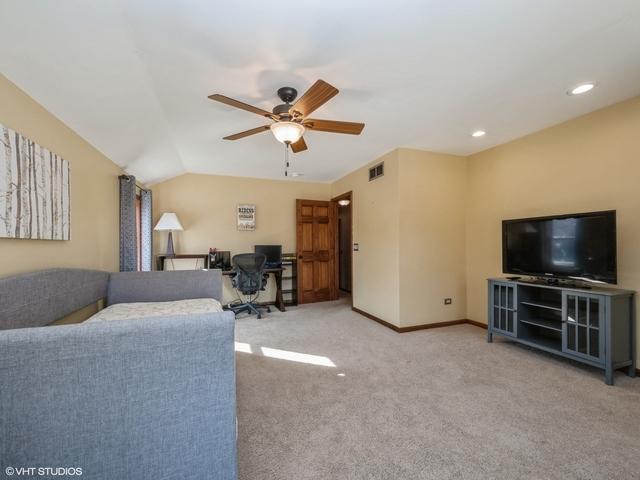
[154,212,183,258]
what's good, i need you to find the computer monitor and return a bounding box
[254,245,282,267]
[210,250,231,270]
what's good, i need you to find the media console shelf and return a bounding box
[487,278,636,385]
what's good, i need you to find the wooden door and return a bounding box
[296,199,337,304]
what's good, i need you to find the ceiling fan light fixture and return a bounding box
[270,121,305,144]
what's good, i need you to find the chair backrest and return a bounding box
[232,253,267,295]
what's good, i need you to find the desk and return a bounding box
[223,268,286,312]
[155,254,208,271]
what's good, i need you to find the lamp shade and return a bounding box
[154,212,183,231]
[270,121,305,144]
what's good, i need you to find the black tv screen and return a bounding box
[502,210,617,284]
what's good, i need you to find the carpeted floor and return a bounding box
[235,298,640,480]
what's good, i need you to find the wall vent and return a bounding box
[368,162,384,181]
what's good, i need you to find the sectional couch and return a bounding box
[0,268,237,480]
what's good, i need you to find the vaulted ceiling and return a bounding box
[1,1,639,184]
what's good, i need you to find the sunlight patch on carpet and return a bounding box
[236,342,336,367]
[234,342,253,354]
[260,347,336,367]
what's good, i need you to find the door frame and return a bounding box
[331,191,353,305]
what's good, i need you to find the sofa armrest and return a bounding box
[0,311,237,480]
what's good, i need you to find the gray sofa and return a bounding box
[0,269,237,480]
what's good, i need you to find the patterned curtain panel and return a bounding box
[119,175,137,272]
[140,189,153,271]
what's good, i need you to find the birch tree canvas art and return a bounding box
[0,124,70,240]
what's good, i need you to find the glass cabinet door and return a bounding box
[562,293,604,363]
[491,283,516,336]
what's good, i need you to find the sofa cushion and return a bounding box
[86,298,223,322]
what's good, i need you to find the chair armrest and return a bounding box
[229,269,239,288]
[0,312,237,480]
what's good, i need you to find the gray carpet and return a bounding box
[235,298,640,480]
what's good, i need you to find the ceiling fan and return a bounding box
[208,80,365,154]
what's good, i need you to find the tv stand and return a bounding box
[487,278,635,385]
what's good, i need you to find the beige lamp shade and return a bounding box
[154,212,183,231]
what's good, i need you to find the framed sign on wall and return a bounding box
[237,204,256,231]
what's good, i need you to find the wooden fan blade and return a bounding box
[289,80,338,118]
[303,119,365,135]
[209,94,275,119]
[290,136,308,153]
[223,125,271,140]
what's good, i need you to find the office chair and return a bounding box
[229,253,271,319]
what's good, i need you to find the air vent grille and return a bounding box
[369,162,384,181]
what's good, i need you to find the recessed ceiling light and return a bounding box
[471,130,486,138]
[290,172,303,178]
[568,83,596,95]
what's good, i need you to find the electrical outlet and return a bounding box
[444,298,452,305]
[353,243,359,251]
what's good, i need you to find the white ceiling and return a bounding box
[1,1,640,185]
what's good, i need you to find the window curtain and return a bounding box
[139,189,153,271]
[119,175,153,272]
[119,175,137,272]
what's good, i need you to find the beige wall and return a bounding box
[331,148,468,328]
[152,172,331,305]
[151,173,331,256]
[3,61,636,363]
[332,150,401,324]
[466,96,640,364]
[398,149,467,327]
[0,74,122,277]
[153,151,466,327]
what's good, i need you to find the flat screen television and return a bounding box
[502,210,617,284]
